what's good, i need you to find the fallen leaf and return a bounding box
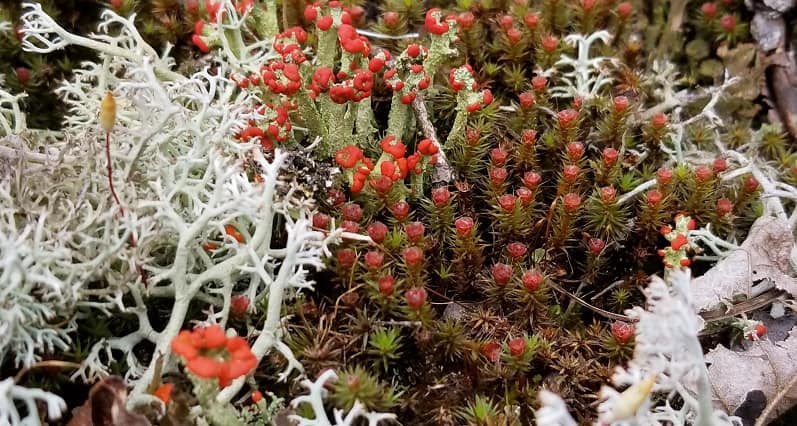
[716,43,765,105]
[691,216,797,312]
[67,376,151,426]
[705,326,797,423]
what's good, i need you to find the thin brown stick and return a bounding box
[546,280,634,322]
[699,289,786,322]
[14,360,82,384]
[411,93,453,185]
[105,131,124,215]
[755,372,797,426]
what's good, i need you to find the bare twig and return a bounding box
[411,93,453,185]
[699,289,787,323]
[754,370,797,426]
[546,280,633,322]
[356,28,420,40]
[14,360,82,384]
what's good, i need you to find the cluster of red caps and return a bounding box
[480,336,528,363]
[335,137,439,194]
[304,1,364,31]
[448,65,494,113]
[171,324,258,387]
[657,214,697,268]
[190,0,260,51]
[235,101,296,149]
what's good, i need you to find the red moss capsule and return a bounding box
[611,321,634,344]
[404,287,427,310]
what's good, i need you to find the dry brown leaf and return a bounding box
[66,376,151,426]
[705,326,797,422]
[691,216,797,312]
[716,43,764,103]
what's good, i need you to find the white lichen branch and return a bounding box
[289,370,397,426]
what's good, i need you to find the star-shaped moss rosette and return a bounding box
[500,335,541,374]
[657,214,697,269]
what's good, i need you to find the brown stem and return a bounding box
[14,360,82,384]
[411,93,453,185]
[106,132,148,286]
[105,132,124,215]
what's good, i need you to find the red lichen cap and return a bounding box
[171,325,257,387]
[335,145,363,169]
[424,8,450,35]
[670,234,688,251]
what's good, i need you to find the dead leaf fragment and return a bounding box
[691,216,797,312]
[706,326,797,422]
[67,376,151,426]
